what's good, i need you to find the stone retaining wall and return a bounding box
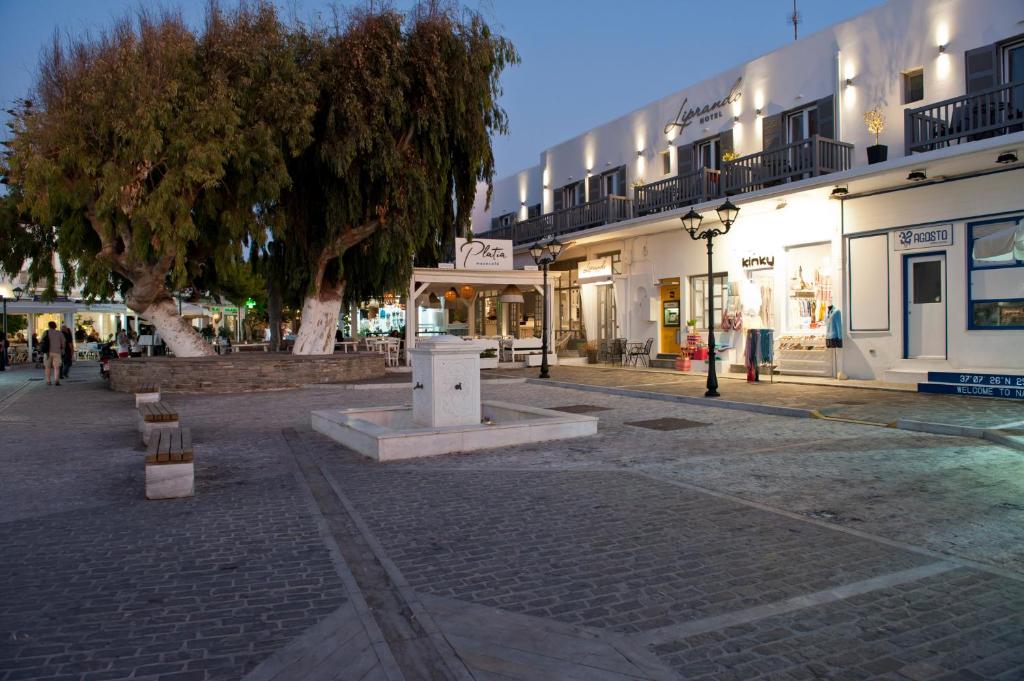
[110,353,385,394]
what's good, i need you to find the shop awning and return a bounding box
[973,220,1024,263]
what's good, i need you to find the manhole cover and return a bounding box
[552,404,611,414]
[625,417,708,431]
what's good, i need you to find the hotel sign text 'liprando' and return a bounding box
[664,77,743,136]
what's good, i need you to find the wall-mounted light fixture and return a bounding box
[938,43,946,54]
[996,150,1018,164]
[520,201,526,207]
[830,185,849,197]
[844,78,854,87]
[754,108,762,116]
[543,184,549,189]
[907,169,927,182]
[636,150,644,157]
[733,115,740,123]
[586,168,592,175]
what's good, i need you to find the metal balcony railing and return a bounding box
[633,168,721,216]
[905,80,1024,153]
[722,135,854,195]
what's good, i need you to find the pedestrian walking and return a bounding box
[42,321,65,386]
[60,325,74,379]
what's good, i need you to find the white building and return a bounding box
[475,0,1024,388]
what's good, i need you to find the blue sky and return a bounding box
[0,0,886,178]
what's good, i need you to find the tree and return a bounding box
[279,3,517,354]
[2,3,314,356]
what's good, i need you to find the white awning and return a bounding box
[972,220,1024,263]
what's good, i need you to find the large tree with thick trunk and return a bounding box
[280,3,517,355]
[2,4,314,356]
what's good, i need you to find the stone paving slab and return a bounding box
[330,468,931,634]
[490,366,1024,429]
[650,567,1024,680]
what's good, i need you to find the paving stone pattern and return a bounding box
[333,468,930,634]
[651,568,1024,680]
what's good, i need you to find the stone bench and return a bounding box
[145,427,194,499]
[137,401,179,446]
[134,382,161,407]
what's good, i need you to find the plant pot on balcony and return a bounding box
[866,144,888,164]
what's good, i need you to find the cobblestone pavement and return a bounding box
[487,365,1024,429]
[0,368,349,681]
[2,366,1024,680]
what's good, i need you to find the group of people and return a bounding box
[40,321,75,386]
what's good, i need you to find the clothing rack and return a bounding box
[744,328,775,383]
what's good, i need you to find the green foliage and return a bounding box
[276,3,518,303]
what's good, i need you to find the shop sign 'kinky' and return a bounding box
[742,255,775,269]
[893,224,952,251]
[664,77,743,135]
[455,237,512,270]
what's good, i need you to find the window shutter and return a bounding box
[762,113,782,151]
[588,175,602,202]
[816,96,835,140]
[615,166,626,196]
[719,130,734,158]
[676,144,695,174]
[965,43,998,93]
[553,186,564,211]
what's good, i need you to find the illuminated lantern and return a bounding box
[459,284,475,299]
[444,286,458,302]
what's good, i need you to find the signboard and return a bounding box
[742,254,775,269]
[927,371,1024,388]
[919,382,1024,400]
[455,237,512,270]
[894,224,952,251]
[577,257,613,284]
[664,77,743,135]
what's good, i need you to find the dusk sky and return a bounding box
[0,0,886,179]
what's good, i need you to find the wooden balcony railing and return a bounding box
[486,195,632,245]
[905,80,1024,154]
[633,168,721,216]
[722,135,854,195]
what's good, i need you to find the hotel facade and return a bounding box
[474,0,1024,386]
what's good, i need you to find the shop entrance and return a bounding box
[659,279,681,355]
[905,253,947,359]
[596,284,617,342]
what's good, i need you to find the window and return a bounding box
[660,150,671,175]
[697,138,721,170]
[688,273,727,330]
[527,203,541,219]
[912,260,942,304]
[968,217,1024,329]
[786,107,818,143]
[902,68,924,104]
[597,250,622,275]
[1005,40,1024,116]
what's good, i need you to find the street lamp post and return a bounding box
[680,199,739,397]
[529,237,564,380]
[1,287,24,372]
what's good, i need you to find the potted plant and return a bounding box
[864,107,887,164]
[479,347,498,369]
[721,150,739,163]
[686,319,697,334]
[585,340,599,364]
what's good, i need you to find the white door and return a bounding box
[906,254,946,358]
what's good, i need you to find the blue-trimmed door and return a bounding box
[904,252,947,359]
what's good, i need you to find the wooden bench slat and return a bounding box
[181,428,192,455]
[144,428,193,465]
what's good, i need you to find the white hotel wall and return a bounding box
[487,0,1024,219]
[842,171,1024,379]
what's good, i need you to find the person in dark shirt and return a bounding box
[60,325,74,379]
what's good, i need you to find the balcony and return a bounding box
[721,136,854,195]
[488,195,632,245]
[634,168,721,216]
[905,80,1024,154]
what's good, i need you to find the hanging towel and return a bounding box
[825,309,843,348]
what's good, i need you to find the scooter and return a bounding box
[99,342,117,381]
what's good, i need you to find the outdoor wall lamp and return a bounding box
[996,150,1018,164]
[845,78,854,87]
[907,169,928,182]
[755,108,762,116]
[636,150,644,157]
[938,44,946,54]
[830,185,849,197]
[733,115,740,123]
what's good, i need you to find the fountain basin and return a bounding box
[311,400,598,461]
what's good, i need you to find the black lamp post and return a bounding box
[680,199,739,397]
[1,287,24,372]
[529,237,563,379]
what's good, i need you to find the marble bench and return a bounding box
[134,382,161,407]
[145,427,194,499]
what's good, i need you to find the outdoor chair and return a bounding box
[626,338,653,367]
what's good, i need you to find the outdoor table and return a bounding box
[335,340,358,353]
[229,343,269,353]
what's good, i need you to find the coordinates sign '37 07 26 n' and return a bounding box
[455,238,513,270]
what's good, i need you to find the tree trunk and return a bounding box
[132,296,216,357]
[293,282,344,355]
[267,274,283,352]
